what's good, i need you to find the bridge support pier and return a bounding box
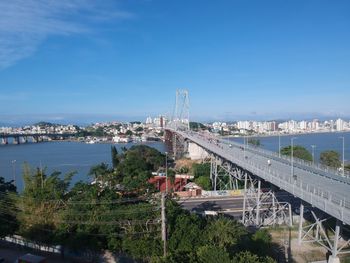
[242,173,291,227]
[169,132,187,160]
[210,155,240,191]
[298,211,349,262]
[13,136,20,144]
[298,203,304,245]
[1,137,8,144]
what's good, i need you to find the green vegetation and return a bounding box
[280,145,313,162]
[75,126,107,137]
[192,163,210,178]
[0,177,18,238]
[190,122,206,131]
[125,130,133,136]
[320,150,341,168]
[192,163,211,190]
[0,145,276,262]
[163,201,275,262]
[111,145,120,169]
[346,164,350,171]
[33,121,60,128]
[248,138,261,147]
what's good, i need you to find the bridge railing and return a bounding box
[174,130,350,224]
[186,132,350,224]
[217,135,350,180]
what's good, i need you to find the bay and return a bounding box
[0,141,166,190]
[1,132,349,191]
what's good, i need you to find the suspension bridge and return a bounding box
[165,90,350,263]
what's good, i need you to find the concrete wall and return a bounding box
[187,142,209,160]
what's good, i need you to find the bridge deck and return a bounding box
[172,130,350,225]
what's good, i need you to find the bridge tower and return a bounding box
[173,89,190,131]
[165,89,191,159]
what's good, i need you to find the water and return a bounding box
[0,141,166,190]
[228,132,350,163]
[1,132,349,191]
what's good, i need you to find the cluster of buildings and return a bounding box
[145,115,167,129]
[0,123,77,135]
[83,116,167,143]
[1,116,349,143]
[208,118,350,135]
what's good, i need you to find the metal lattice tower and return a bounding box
[172,89,190,131]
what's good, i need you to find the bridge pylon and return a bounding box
[166,89,190,132]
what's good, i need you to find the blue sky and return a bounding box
[0,0,350,124]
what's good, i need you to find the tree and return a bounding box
[320,150,341,168]
[192,163,210,178]
[204,217,246,249]
[197,245,231,263]
[18,164,75,244]
[89,163,113,186]
[168,213,204,254]
[232,251,275,263]
[280,145,312,162]
[346,164,350,171]
[125,130,133,136]
[167,169,176,185]
[250,229,272,256]
[195,176,211,190]
[192,163,211,190]
[111,146,120,169]
[135,127,144,132]
[115,145,165,194]
[248,138,261,147]
[189,122,206,131]
[0,177,18,238]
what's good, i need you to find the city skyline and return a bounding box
[1,1,350,123]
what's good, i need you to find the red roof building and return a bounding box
[149,176,188,192]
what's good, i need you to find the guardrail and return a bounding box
[174,130,350,225]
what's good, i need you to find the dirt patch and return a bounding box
[269,227,328,263]
[174,158,200,171]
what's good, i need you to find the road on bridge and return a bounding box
[173,130,350,225]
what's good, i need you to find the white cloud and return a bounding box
[0,0,133,69]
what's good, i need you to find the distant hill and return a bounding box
[32,121,61,127]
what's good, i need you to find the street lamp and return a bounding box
[243,135,247,158]
[339,137,345,177]
[311,145,316,165]
[291,137,297,180]
[278,132,281,158]
[165,152,168,195]
[11,159,16,186]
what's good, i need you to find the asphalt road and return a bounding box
[178,191,302,220]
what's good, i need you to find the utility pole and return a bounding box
[165,152,168,195]
[161,193,167,258]
[340,137,345,177]
[278,132,281,158]
[243,136,246,158]
[291,137,297,180]
[311,145,316,166]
